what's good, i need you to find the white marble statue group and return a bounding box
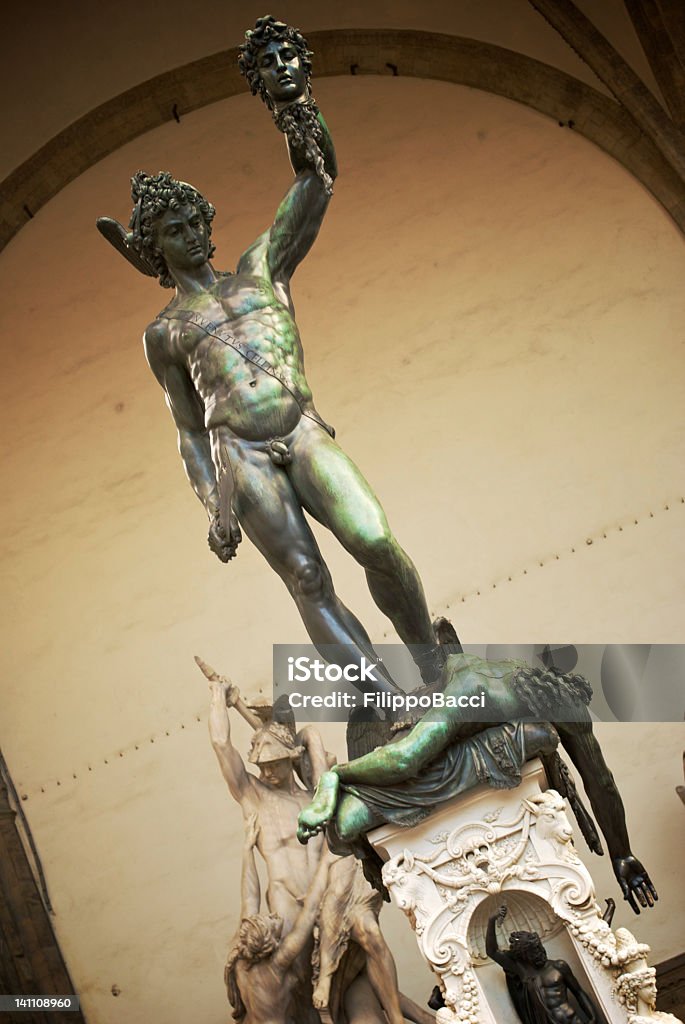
[202,660,435,1024]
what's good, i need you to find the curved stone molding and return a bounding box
[2,29,685,251]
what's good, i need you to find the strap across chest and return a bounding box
[158,307,334,438]
[159,307,305,398]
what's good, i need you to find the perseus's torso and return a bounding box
[160,271,314,441]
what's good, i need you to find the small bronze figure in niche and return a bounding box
[486,905,608,1024]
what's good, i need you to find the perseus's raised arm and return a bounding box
[237,16,338,284]
[266,109,338,284]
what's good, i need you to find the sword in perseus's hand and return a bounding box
[194,655,262,731]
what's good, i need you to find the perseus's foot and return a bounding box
[414,617,463,687]
[434,616,462,653]
[297,770,340,844]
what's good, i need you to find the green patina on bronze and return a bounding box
[97,17,446,698]
[298,655,658,916]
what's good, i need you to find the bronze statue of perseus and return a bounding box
[97,16,451,691]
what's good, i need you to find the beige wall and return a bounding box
[0,76,684,1021]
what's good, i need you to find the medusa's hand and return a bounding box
[613,856,658,914]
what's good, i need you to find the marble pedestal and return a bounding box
[369,760,678,1024]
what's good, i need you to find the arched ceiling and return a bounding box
[1,7,684,1018]
[2,0,652,178]
[4,28,685,254]
[3,1,684,250]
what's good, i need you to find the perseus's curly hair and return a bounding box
[238,15,313,109]
[128,171,216,288]
[509,931,548,968]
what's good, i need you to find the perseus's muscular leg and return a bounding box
[226,444,398,693]
[288,425,436,651]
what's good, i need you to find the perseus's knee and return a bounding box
[333,814,362,843]
[291,558,329,600]
[353,524,397,571]
[330,801,366,844]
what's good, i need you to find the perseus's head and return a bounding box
[128,171,216,288]
[238,15,312,109]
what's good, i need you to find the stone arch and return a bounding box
[2,28,684,251]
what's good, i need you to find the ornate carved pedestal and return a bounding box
[369,760,680,1024]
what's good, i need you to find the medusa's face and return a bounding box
[257,39,307,105]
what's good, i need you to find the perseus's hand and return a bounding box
[613,855,658,913]
[208,509,242,563]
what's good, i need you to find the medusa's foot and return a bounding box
[297,770,339,843]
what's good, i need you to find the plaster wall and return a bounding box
[0,77,683,1021]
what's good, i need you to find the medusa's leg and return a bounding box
[556,719,657,912]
